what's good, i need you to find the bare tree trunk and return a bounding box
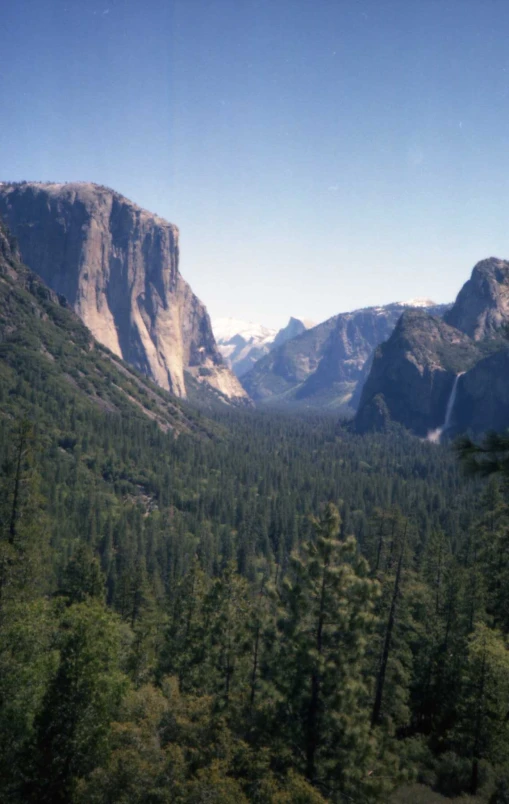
[306,557,328,781]
[8,426,28,545]
[372,546,404,728]
[374,512,386,573]
[471,645,487,795]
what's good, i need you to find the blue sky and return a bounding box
[2,0,509,328]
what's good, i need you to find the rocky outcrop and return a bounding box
[272,317,313,348]
[445,257,509,340]
[0,220,20,274]
[453,347,509,435]
[242,302,448,411]
[0,181,248,403]
[355,310,481,436]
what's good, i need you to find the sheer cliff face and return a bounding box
[0,182,247,402]
[453,347,509,434]
[445,258,509,340]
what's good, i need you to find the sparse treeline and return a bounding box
[2,401,509,802]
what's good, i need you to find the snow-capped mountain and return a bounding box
[213,318,277,377]
[213,318,277,347]
[213,317,314,377]
[398,297,440,308]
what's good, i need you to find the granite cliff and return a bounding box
[355,310,481,436]
[452,347,509,436]
[445,257,509,340]
[272,316,313,348]
[0,181,248,404]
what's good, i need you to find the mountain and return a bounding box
[213,318,277,376]
[444,257,509,340]
[0,218,215,436]
[356,258,509,437]
[213,316,314,377]
[0,181,248,405]
[355,310,482,436]
[241,301,449,411]
[272,316,315,347]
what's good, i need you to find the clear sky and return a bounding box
[2,0,509,328]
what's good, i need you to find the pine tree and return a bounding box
[0,421,47,609]
[455,624,509,794]
[60,541,105,604]
[275,503,382,801]
[202,561,252,712]
[26,601,128,803]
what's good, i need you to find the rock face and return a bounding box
[272,316,314,348]
[0,181,248,403]
[242,302,448,411]
[454,348,509,435]
[445,258,509,340]
[355,310,481,436]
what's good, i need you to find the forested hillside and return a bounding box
[2,222,509,802]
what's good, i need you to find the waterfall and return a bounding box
[427,372,464,444]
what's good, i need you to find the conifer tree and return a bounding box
[202,561,252,711]
[275,503,381,801]
[160,556,211,692]
[60,542,105,604]
[455,624,509,794]
[26,601,127,803]
[0,421,49,613]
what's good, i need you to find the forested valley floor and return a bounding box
[2,385,509,802]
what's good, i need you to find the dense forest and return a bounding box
[3,387,509,802]
[2,224,509,802]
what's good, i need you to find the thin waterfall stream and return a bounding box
[427,372,465,444]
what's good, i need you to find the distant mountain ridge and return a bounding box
[0,181,249,406]
[241,300,450,411]
[213,316,314,377]
[355,257,509,437]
